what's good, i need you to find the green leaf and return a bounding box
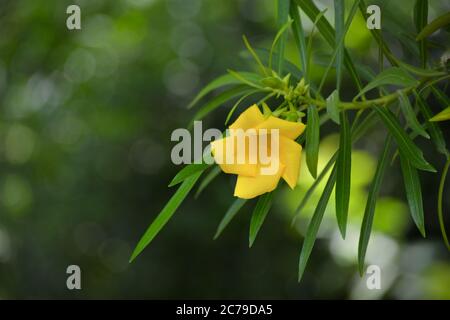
[305,105,320,178]
[225,90,262,125]
[298,165,337,282]
[289,2,308,79]
[396,60,445,78]
[295,0,363,90]
[317,0,361,93]
[306,9,328,83]
[430,107,450,122]
[431,86,450,108]
[242,35,268,76]
[214,198,247,240]
[351,110,379,141]
[262,102,272,116]
[374,106,436,172]
[354,67,418,100]
[190,86,253,125]
[335,111,351,238]
[187,74,240,109]
[270,18,292,71]
[293,153,337,224]
[195,165,222,198]
[169,163,210,187]
[414,0,428,67]
[416,93,448,156]
[188,71,262,109]
[227,70,264,89]
[398,90,430,138]
[437,158,450,250]
[293,110,379,225]
[335,0,345,91]
[275,0,290,75]
[358,136,392,275]
[249,192,274,247]
[358,0,397,66]
[399,154,426,237]
[253,48,303,80]
[130,171,203,262]
[416,11,450,40]
[326,89,340,124]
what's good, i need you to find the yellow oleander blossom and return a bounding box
[210,104,306,199]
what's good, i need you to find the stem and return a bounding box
[299,75,449,111]
[301,85,416,110]
[438,157,450,250]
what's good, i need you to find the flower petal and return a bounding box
[211,136,258,177]
[279,136,302,189]
[229,104,265,131]
[255,116,306,140]
[234,164,285,199]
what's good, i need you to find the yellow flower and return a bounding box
[210,104,306,199]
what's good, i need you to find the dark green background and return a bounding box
[0,0,448,299]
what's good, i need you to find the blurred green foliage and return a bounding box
[0,0,448,299]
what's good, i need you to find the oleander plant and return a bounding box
[130,0,450,281]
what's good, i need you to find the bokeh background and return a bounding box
[0,0,449,299]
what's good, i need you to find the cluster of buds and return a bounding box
[261,71,292,96]
[291,78,310,99]
[261,72,309,98]
[260,72,310,122]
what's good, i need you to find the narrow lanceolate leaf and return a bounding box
[225,90,261,125]
[374,106,436,172]
[335,0,345,91]
[190,86,252,124]
[195,165,222,198]
[214,198,247,240]
[354,67,418,100]
[305,105,320,178]
[249,192,274,247]
[431,86,450,108]
[293,110,378,224]
[269,19,293,71]
[358,0,397,66]
[289,1,308,79]
[396,60,445,78]
[326,89,340,124]
[130,171,203,262]
[276,0,290,75]
[242,35,268,76]
[414,0,428,67]
[438,158,450,250]
[188,74,241,109]
[298,165,337,282]
[317,0,361,93]
[169,163,210,187]
[306,9,328,83]
[227,70,264,89]
[336,111,351,238]
[399,154,426,237]
[293,153,338,223]
[398,91,430,138]
[415,93,448,157]
[253,48,303,81]
[430,107,450,122]
[416,11,450,40]
[294,0,363,90]
[358,136,392,275]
